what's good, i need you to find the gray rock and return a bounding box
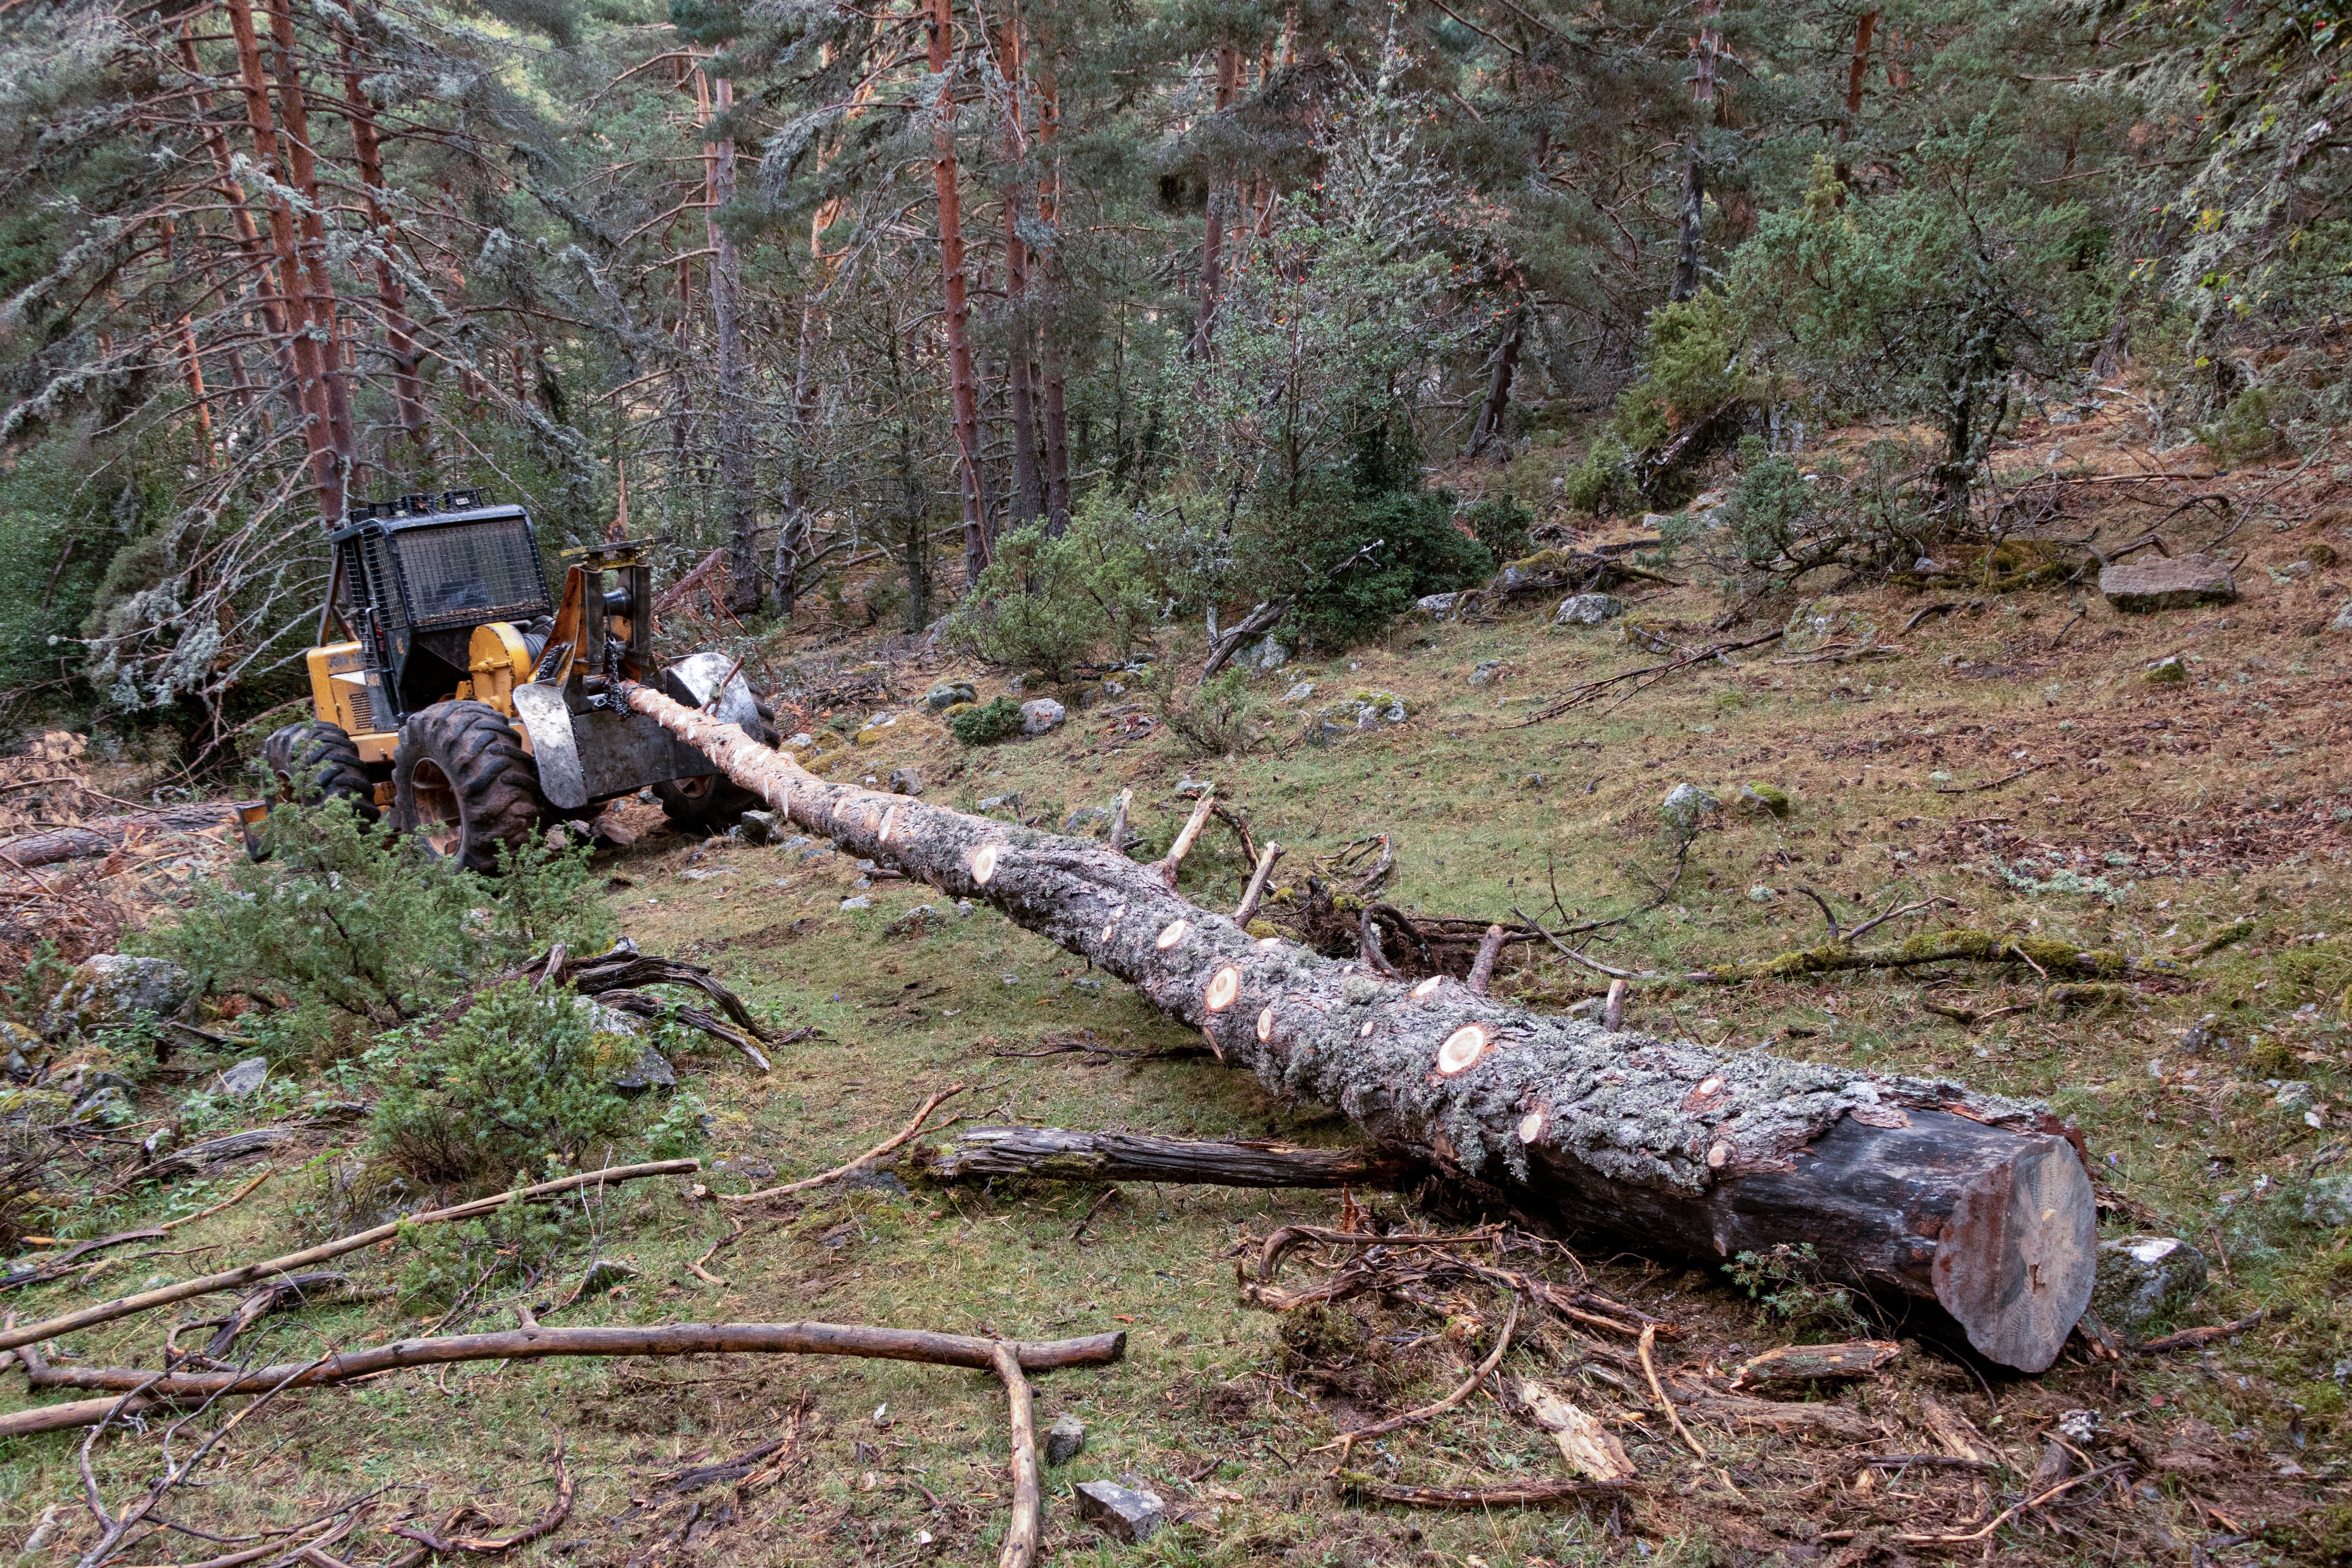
[574,1259,638,1297]
[1241,635,1290,674]
[2099,555,2239,612]
[2307,1175,2352,1227]
[1783,599,1877,653]
[882,906,943,939]
[1063,806,1113,837]
[1659,783,1721,836]
[677,865,735,881]
[2275,1080,2316,1112]
[1280,680,1316,704]
[612,1044,676,1093]
[1415,591,1463,619]
[2181,1013,2229,1054]
[42,955,193,1040]
[738,810,782,844]
[2330,598,2352,633]
[1043,1413,1087,1465]
[2090,1235,2207,1333]
[888,767,924,796]
[2144,655,2188,685]
[1305,691,1408,746]
[978,792,1023,817]
[924,681,978,713]
[1554,593,1626,626]
[218,1058,270,1098]
[1733,783,1792,820]
[1073,1479,1164,1544]
[1468,659,1511,687]
[839,895,872,911]
[1174,778,1213,798]
[1018,698,1065,735]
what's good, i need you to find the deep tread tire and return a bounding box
[262,721,378,824]
[652,713,776,835]
[392,700,545,873]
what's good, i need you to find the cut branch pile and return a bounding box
[621,682,2098,1371]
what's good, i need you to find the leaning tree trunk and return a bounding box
[623,687,2096,1372]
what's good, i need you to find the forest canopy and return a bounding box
[0,0,2344,756]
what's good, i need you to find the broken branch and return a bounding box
[721,1088,964,1206]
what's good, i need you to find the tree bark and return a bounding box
[997,21,1041,530]
[262,0,357,510]
[1668,0,1721,304]
[222,0,344,523]
[615,685,2100,1374]
[1188,44,1242,357]
[928,0,990,585]
[918,1127,1419,1188]
[1033,34,1071,536]
[706,74,761,615]
[1465,307,1523,457]
[336,24,428,475]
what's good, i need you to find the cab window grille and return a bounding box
[393,520,548,630]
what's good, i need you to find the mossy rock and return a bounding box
[2145,655,2188,685]
[1734,782,1791,819]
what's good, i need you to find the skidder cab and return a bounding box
[261,489,772,869]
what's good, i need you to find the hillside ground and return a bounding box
[1,431,2350,1567]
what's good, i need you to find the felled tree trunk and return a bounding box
[918,1127,1418,1188]
[621,686,2096,1373]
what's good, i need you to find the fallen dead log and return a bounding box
[21,1320,1126,1397]
[619,683,2098,1373]
[1730,1339,1902,1391]
[0,805,232,869]
[915,1127,1418,1189]
[0,1160,697,1354]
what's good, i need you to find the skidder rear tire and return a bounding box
[652,711,775,835]
[262,720,378,824]
[392,700,545,873]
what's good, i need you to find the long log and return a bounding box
[19,1321,1127,1398]
[917,1127,1418,1188]
[0,806,233,869]
[620,685,2096,1372]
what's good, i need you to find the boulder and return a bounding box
[1241,635,1290,674]
[612,1045,677,1094]
[219,1057,270,1098]
[42,955,193,1041]
[2099,555,2239,613]
[1280,680,1316,704]
[839,895,872,911]
[2090,1235,2207,1334]
[1,1019,41,1078]
[2144,655,2188,685]
[1304,691,1409,747]
[1044,1413,1087,1465]
[1073,1480,1165,1544]
[2329,598,2352,633]
[738,809,783,845]
[1733,782,1791,820]
[1659,783,1721,836]
[1019,698,1065,735]
[2306,1175,2352,1228]
[1554,593,1626,626]
[1469,659,1511,686]
[923,681,978,713]
[1062,806,1113,837]
[1415,591,1463,619]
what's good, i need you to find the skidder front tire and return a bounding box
[262,720,378,824]
[392,700,545,873]
[652,713,775,836]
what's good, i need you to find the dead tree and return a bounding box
[621,686,2098,1373]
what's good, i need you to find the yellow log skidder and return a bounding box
[257,489,771,868]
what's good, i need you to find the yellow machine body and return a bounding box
[305,622,539,770]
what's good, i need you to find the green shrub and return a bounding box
[945,511,1157,679]
[947,695,1026,746]
[366,980,640,1186]
[1562,436,1635,516]
[1461,496,1533,565]
[2198,384,2292,464]
[1724,436,1814,567]
[1151,668,1257,757]
[148,800,610,1046]
[1261,474,1492,649]
[1609,292,1748,452]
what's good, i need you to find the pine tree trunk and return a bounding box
[1034,35,1071,536]
[617,687,2101,1376]
[1189,44,1241,357]
[705,75,761,616]
[222,0,343,523]
[1466,308,1523,457]
[177,24,292,416]
[337,27,428,476]
[1668,0,1720,305]
[928,0,989,586]
[262,0,357,515]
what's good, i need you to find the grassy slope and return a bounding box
[2,461,2350,1566]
